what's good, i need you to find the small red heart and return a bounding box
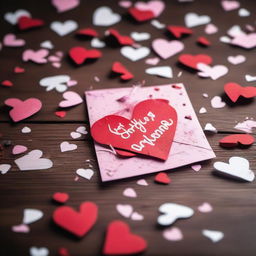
[128,7,155,22]
[224,82,256,102]
[53,192,69,204]
[103,220,147,255]
[76,28,98,38]
[154,172,171,184]
[167,26,193,38]
[18,16,44,30]
[55,111,66,118]
[219,134,254,148]
[106,29,134,46]
[14,66,25,73]
[197,36,211,46]
[58,247,70,256]
[112,62,134,80]
[178,54,213,70]
[1,80,13,87]
[91,99,177,160]
[53,201,98,238]
[69,46,102,65]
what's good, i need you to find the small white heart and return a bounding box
[76,168,94,180]
[202,229,224,243]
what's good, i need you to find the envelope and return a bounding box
[85,83,215,182]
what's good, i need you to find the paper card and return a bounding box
[85,84,215,181]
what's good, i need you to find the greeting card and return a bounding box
[85,84,215,181]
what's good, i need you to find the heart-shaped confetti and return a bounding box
[39,75,70,92]
[76,168,94,180]
[18,16,44,30]
[163,227,183,241]
[106,29,134,46]
[60,141,77,152]
[116,204,133,218]
[204,123,217,133]
[185,12,211,28]
[12,145,28,155]
[50,20,78,36]
[121,46,150,61]
[245,74,256,82]
[3,33,25,47]
[227,55,246,65]
[131,32,150,41]
[128,7,154,22]
[4,9,31,25]
[198,202,212,213]
[52,0,80,13]
[53,192,69,203]
[23,49,49,64]
[23,209,43,224]
[219,134,254,148]
[197,64,228,80]
[202,230,224,243]
[221,0,240,11]
[211,96,226,109]
[146,66,172,78]
[231,33,256,49]
[123,188,137,198]
[112,62,134,80]
[154,172,171,184]
[12,224,30,233]
[30,247,49,256]
[93,6,121,26]
[167,25,193,38]
[59,91,83,108]
[179,54,212,70]
[135,0,165,17]
[0,164,11,174]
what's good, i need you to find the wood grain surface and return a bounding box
[0,0,256,255]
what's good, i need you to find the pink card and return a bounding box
[85,84,215,182]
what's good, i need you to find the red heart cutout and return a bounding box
[154,172,171,184]
[167,26,193,38]
[112,62,134,80]
[76,28,98,38]
[52,192,69,204]
[53,201,98,238]
[128,7,155,22]
[197,36,211,46]
[103,220,147,255]
[18,16,44,30]
[224,82,256,102]
[55,111,66,118]
[219,134,254,148]
[5,98,42,122]
[14,66,25,73]
[178,54,213,70]
[106,29,134,46]
[91,99,177,160]
[69,46,102,65]
[1,80,13,87]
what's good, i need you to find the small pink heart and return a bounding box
[135,0,165,17]
[231,33,256,49]
[52,0,79,13]
[116,204,133,218]
[145,57,160,65]
[227,55,246,65]
[137,179,148,186]
[12,145,28,155]
[119,0,132,8]
[52,62,61,68]
[198,202,213,213]
[48,55,61,62]
[123,188,137,198]
[59,91,83,108]
[131,212,144,221]
[221,0,240,11]
[163,227,183,241]
[22,49,49,64]
[67,80,77,87]
[3,33,25,47]
[12,224,30,233]
[205,24,218,34]
[191,164,201,172]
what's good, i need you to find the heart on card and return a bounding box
[197,64,228,80]
[128,7,154,22]
[185,12,211,28]
[23,49,49,64]
[40,75,70,92]
[3,34,25,47]
[69,46,102,65]
[167,26,193,38]
[103,220,147,255]
[53,192,69,203]
[93,6,121,26]
[158,203,194,226]
[4,9,31,25]
[23,208,43,224]
[121,46,150,61]
[112,62,134,80]
[179,54,212,70]
[152,39,184,59]
[50,20,78,36]
[52,0,80,13]
[53,201,98,237]
[214,156,255,182]
[91,99,177,160]
[219,134,254,148]
[59,91,83,108]
[231,33,256,49]
[224,82,256,102]
[106,29,134,46]
[18,16,44,30]
[5,98,42,122]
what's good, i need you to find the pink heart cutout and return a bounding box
[231,33,256,49]
[205,24,218,34]
[52,0,79,13]
[59,91,83,108]
[23,49,49,64]
[163,227,183,241]
[3,33,25,47]
[135,0,165,17]
[198,202,213,213]
[221,0,240,11]
[119,1,132,8]
[12,224,30,233]
[12,145,28,155]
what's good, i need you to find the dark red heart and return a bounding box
[167,26,193,38]
[224,82,256,102]
[1,80,13,87]
[53,201,98,238]
[155,172,171,184]
[69,46,102,65]
[14,66,25,73]
[112,62,134,80]
[103,220,147,255]
[178,54,213,70]
[106,29,134,46]
[18,16,44,30]
[91,99,177,160]
[55,111,66,118]
[128,7,155,22]
[52,192,69,204]
[76,28,98,38]
[197,36,211,46]
[219,134,254,148]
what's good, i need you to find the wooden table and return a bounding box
[0,0,255,255]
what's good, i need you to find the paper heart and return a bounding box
[227,55,246,65]
[59,91,83,108]
[76,126,87,134]
[128,7,155,22]
[231,33,256,49]
[1,80,13,87]
[227,25,245,38]
[202,230,224,243]
[135,0,165,17]
[76,168,94,180]
[18,16,44,30]
[77,28,98,37]
[123,188,137,198]
[93,6,121,26]
[152,39,184,59]
[112,62,134,80]
[221,0,240,11]
[70,131,81,139]
[91,99,177,160]
[151,19,165,29]
[214,156,255,182]
[198,202,212,213]
[14,66,25,73]
[158,203,194,226]
[121,46,150,61]
[167,26,193,38]
[199,107,207,114]
[224,82,256,102]
[155,172,171,184]
[116,204,133,218]
[23,208,43,224]
[4,9,31,25]
[53,192,69,203]
[12,224,30,233]
[191,164,202,172]
[40,40,54,49]
[219,134,254,148]
[137,179,148,186]
[197,36,211,46]
[131,212,144,221]
[197,63,228,80]
[185,12,211,28]
[15,150,53,171]
[179,54,212,70]
[3,34,25,47]
[52,0,79,13]
[163,227,183,241]
[245,74,256,82]
[0,164,11,174]
[30,247,49,256]
[55,111,66,118]
[145,57,160,65]
[52,62,61,68]
[234,120,256,133]
[23,49,49,64]
[91,38,106,48]
[211,96,226,109]
[50,20,78,36]
[106,29,134,46]
[146,66,173,78]
[39,75,70,92]
[220,36,232,44]
[119,0,132,8]
[60,141,77,152]
[103,220,147,255]
[12,145,28,155]
[53,201,98,237]
[204,123,217,133]
[21,126,31,133]
[205,23,218,34]
[5,98,42,122]
[131,32,150,41]
[238,8,250,17]
[69,46,102,65]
